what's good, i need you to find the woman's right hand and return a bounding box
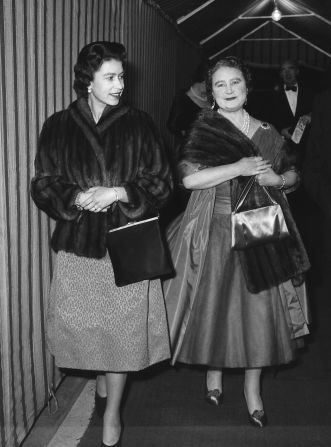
[236,156,271,177]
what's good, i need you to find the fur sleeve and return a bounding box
[30,114,82,221]
[118,112,173,219]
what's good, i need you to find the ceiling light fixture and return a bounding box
[271,0,282,21]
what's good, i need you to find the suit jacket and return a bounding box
[269,82,314,133]
[31,98,173,258]
[303,88,331,217]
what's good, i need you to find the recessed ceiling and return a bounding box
[152,0,331,65]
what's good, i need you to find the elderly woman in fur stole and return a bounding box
[164,56,310,428]
[31,41,172,447]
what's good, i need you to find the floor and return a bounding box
[21,376,90,447]
[21,207,331,447]
[22,276,331,447]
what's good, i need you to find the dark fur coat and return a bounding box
[31,98,173,258]
[179,109,310,292]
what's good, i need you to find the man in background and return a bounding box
[270,59,314,152]
[270,59,318,282]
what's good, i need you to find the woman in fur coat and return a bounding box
[31,41,172,447]
[164,56,310,428]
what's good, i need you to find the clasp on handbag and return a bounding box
[108,215,159,233]
[234,176,277,212]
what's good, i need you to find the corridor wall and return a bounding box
[0,1,200,446]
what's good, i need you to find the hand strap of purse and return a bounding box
[233,176,277,213]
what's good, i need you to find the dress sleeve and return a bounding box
[30,115,82,221]
[118,113,173,220]
[177,160,208,181]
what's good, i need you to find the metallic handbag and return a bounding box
[107,216,174,287]
[231,176,290,250]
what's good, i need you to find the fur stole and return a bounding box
[180,109,310,292]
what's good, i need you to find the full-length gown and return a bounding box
[164,122,310,368]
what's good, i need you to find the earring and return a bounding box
[244,90,248,106]
[87,85,92,94]
[211,99,216,110]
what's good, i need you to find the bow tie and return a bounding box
[285,85,297,92]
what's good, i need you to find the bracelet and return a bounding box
[113,187,119,202]
[277,174,286,190]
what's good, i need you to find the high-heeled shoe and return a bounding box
[100,441,121,447]
[95,391,107,418]
[100,426,122,446]
[205,388,223,406]
[248,409,267,428]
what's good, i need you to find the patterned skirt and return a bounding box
[47,251,170,371]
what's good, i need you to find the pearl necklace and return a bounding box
[190,86,208,102]
[217,109,250,136]
[241,109,250,136]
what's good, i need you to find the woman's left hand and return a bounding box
[256,168,282,187]
[80,186,117,212]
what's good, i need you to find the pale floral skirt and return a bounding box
[47,251,170,371]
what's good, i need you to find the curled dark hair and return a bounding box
[206,56,252,105]
[73,41,126,97]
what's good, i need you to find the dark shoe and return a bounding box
[248,409,267,428]
[95,391,107,418]
[205,389,222,406]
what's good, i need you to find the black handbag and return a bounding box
[231,176,290,250]
[106,216,174,287]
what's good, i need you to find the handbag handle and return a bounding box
[233,176,277,212]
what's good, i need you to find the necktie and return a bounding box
[285,85,297,92]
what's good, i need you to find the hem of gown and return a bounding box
[170,352,297,369]
[52,353,171,373]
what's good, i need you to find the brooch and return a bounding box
[261,122,270,130]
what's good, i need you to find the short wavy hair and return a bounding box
[206,56,252,105]
[73,41,126,98]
